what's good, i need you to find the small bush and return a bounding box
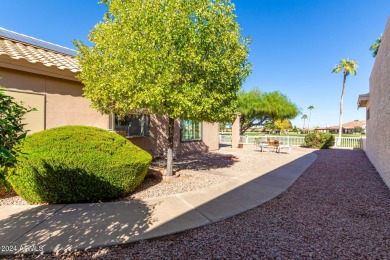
[304,132,335,149]
[7,126,152,204]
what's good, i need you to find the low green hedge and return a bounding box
[7,126,152,204]
[304,132,335,149]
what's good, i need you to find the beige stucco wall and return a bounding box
[0,67,109,131]
[366,16,390,189]
[4,90,45,134]
[130,115,219,157]
[231,113,241,148]
[199,122,219,151]
[1,63,219,157]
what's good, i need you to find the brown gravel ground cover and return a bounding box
[7,148,390,259]
[0,146,306,205]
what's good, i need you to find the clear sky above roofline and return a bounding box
[1,0,388,128]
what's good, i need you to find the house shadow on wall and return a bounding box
[130,115,219,159]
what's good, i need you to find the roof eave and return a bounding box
[357,93,370,108]
[0,56,80,82]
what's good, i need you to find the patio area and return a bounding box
[45,148,390,259]
[1,147,390,258]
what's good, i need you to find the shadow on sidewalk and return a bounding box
[1,149,317,256]
[0,199,153,255]
[134,151,318,246]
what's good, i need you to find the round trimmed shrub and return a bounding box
[7,126,152,204]
[304,132,335,149]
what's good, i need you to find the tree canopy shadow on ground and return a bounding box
[69,150,319,258]
[0,164,154,255]
[0,199,153,256]
[151,152,238,172]
[94,149,390,259]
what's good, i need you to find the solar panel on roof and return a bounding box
[0,27,77,56]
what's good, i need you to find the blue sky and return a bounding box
[1,1,389,128]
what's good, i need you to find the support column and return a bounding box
[231,113,241,148]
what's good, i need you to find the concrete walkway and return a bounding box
[0,152,317,255]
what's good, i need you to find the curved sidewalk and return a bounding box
[0,152,317,255]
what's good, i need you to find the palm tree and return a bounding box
[332,58,358,145]
[370,35,382,58]
[307,105,314,131]
[301,114,308,133]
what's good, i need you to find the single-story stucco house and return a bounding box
[0,27,219,157]
[314,120,366,134]
[358,16,390,189]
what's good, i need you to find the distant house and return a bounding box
[314,120,366,134]
[358,16,390,189]
[0,27,219,157]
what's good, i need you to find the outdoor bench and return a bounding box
[255,138,291,154]
[276,144,292,154]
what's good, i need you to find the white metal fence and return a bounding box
[219,134,232,144]
[334,137,363,148]
[219,134,364,149]
[239,135,306,146]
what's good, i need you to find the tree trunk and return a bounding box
[338,73,347,146]
[239,116,247,135]
[166,117,175,176]
[239,118,265,135]
[307,111,311,131]
[240,122,250,135]
[302,119,305,132]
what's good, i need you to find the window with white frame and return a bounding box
[181,120,202,142]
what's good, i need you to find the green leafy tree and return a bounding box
[263,121,275,134]
[273,118,292,133]
[354,126,364,134]
[237,89,299,135]
[301,114,308,132]
[291,125,299,133]
[307,105,314,131]
[0,87,35,190]
[75,0,251,176]
[332,58,358,145]
[370,35,382,58]
[219,122,231,132]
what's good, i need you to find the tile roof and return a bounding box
[341,120,366,129]
[0,27,77,56]
[315,120,366,130]
[0,27,80,73]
